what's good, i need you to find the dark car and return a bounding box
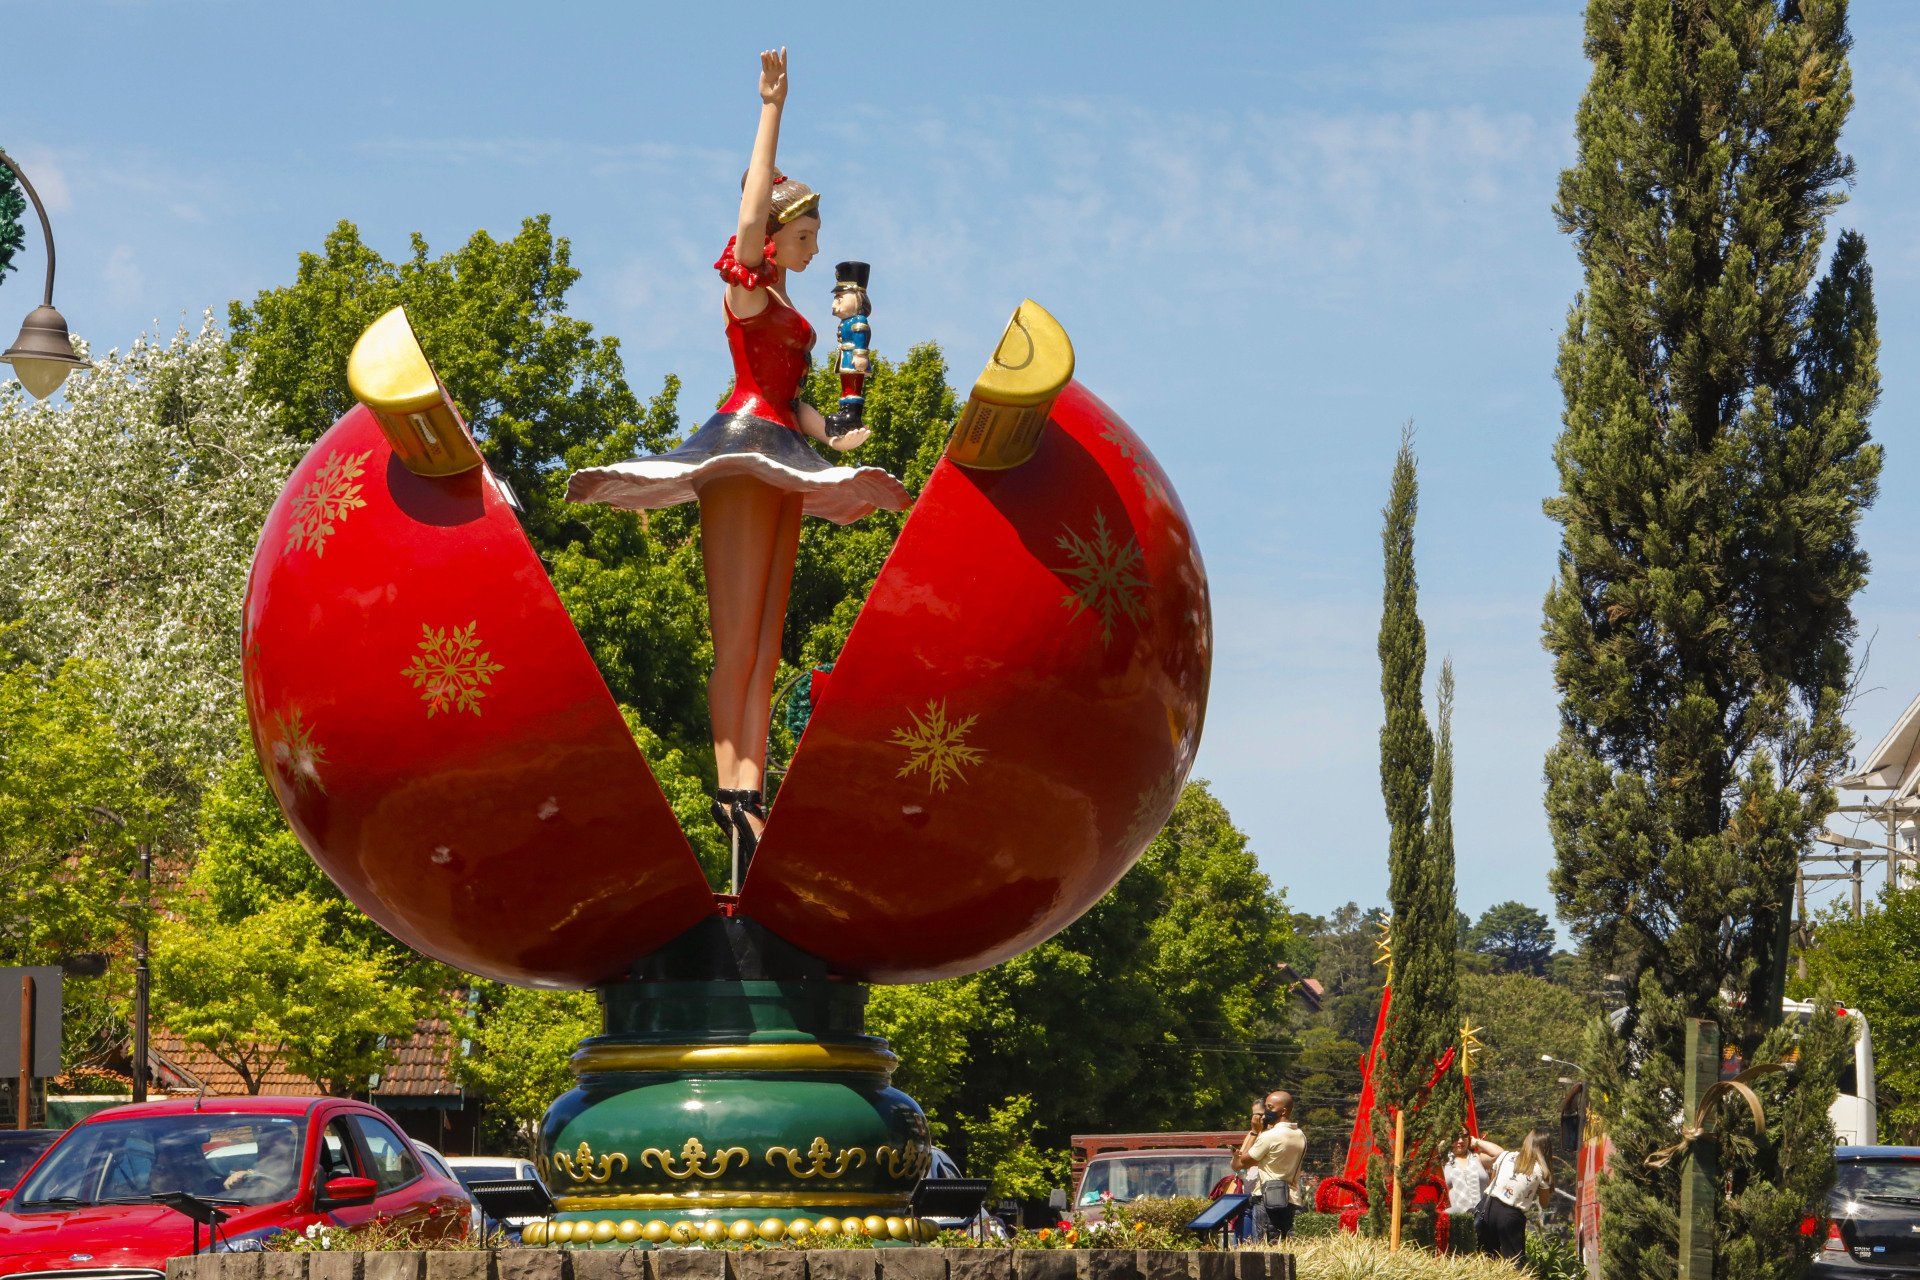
[0,1131,62,1193]
[1810,1146,1920,1277]
[0,1096,470,1276]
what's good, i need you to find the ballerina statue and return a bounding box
[566,48,910,888]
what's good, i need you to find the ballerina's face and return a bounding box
[773,215,820,273]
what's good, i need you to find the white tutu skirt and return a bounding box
[566,410,911,526]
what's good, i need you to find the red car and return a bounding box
[0,1096,469,1275]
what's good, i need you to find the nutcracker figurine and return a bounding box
[827,260,872,438]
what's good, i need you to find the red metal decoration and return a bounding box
[740,381,1211,981]
[240,405,712,988]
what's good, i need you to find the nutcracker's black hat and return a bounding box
[832,261,871,292]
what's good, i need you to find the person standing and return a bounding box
[1232,1090,1306,1244]
[1443,1132,1488,1216]
[1471,1131,1550,1260]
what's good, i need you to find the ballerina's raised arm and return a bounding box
[729,47,790,320]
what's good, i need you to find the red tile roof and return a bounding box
[370,1018,462,1098]
[150,1028,323,1097]
[149,1020,461,1099]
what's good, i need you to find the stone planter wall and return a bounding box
[163,1247,1297,1280]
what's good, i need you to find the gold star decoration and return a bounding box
[891,699,985,793]
[1056,509,1148,647]
[1460,1018,1484,1080]
[286,449,372,556]
[401,622,505,717]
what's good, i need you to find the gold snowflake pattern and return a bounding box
[400,622,505,717]
[1099,421,1167,503]
[1056,509,1149,647]
[286,449,372,556]
[269,708,328,796]
[891,699,985,793]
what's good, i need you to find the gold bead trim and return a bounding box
[571,1041,897,1075]
[522,1214,939,1245]
[551,1189,908,1210]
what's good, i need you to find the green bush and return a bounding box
[1523,1230,1582,1280]
[1291,1211,1342,1239]
[1110,1196,1212,1233]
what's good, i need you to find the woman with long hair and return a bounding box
[567,49,909,884]
[1471,1131,1551,1259]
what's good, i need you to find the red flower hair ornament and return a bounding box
[715,234,781,291]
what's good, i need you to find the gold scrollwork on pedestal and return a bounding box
[767,1136,866,1180]
[639,1136,751,1180]
[550,1140,630,1184]
[874,1140,932,1181]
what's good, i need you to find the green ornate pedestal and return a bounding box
[528,919,934,1248]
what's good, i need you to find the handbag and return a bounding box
[1474,1152,1511,1226]
[1262,1178,1292,1210]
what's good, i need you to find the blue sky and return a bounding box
[7,1,1919,930]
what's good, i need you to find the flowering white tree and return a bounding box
[0,316,300,790]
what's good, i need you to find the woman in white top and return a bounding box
[1442,1133,1488,1215]
[1471,1131,1550,1260]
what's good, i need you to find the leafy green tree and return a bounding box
[1800,889,1920,1141]
[0,318,299,796]
[1288,1021,1368,1172]
[1369,432,1461,1229]
[1468,901,1556,976]
[1459,971,1593,1146]
[453,983,599,1154]
[958,1095,1073,1202]
[152,894,419,1095]
[0,656,164,1070]
[229,219,653,557]
[1545,2,1876,1273]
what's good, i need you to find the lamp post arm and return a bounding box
[0,148,58,307]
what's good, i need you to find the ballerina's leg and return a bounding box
[698,475,786,790]
[735,492,805,810]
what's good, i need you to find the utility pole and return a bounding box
[132,842,150,1103]
[15,973,34,1130]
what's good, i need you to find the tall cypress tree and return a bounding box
[1545,2,1878,1274]
[1368,431,1462,1234]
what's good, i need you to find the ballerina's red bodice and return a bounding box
[719,290,816,430]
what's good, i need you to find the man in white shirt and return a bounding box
[1231,1090,1306,1243]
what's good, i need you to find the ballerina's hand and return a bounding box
[829,427,871,451]
[759,48,788,107]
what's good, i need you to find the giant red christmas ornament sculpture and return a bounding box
[241,49,1210,1247]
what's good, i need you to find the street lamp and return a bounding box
[0,148,88,399]
[1540,1053,1583,1074]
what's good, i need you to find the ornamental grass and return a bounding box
[1288,1235,1531,1279]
